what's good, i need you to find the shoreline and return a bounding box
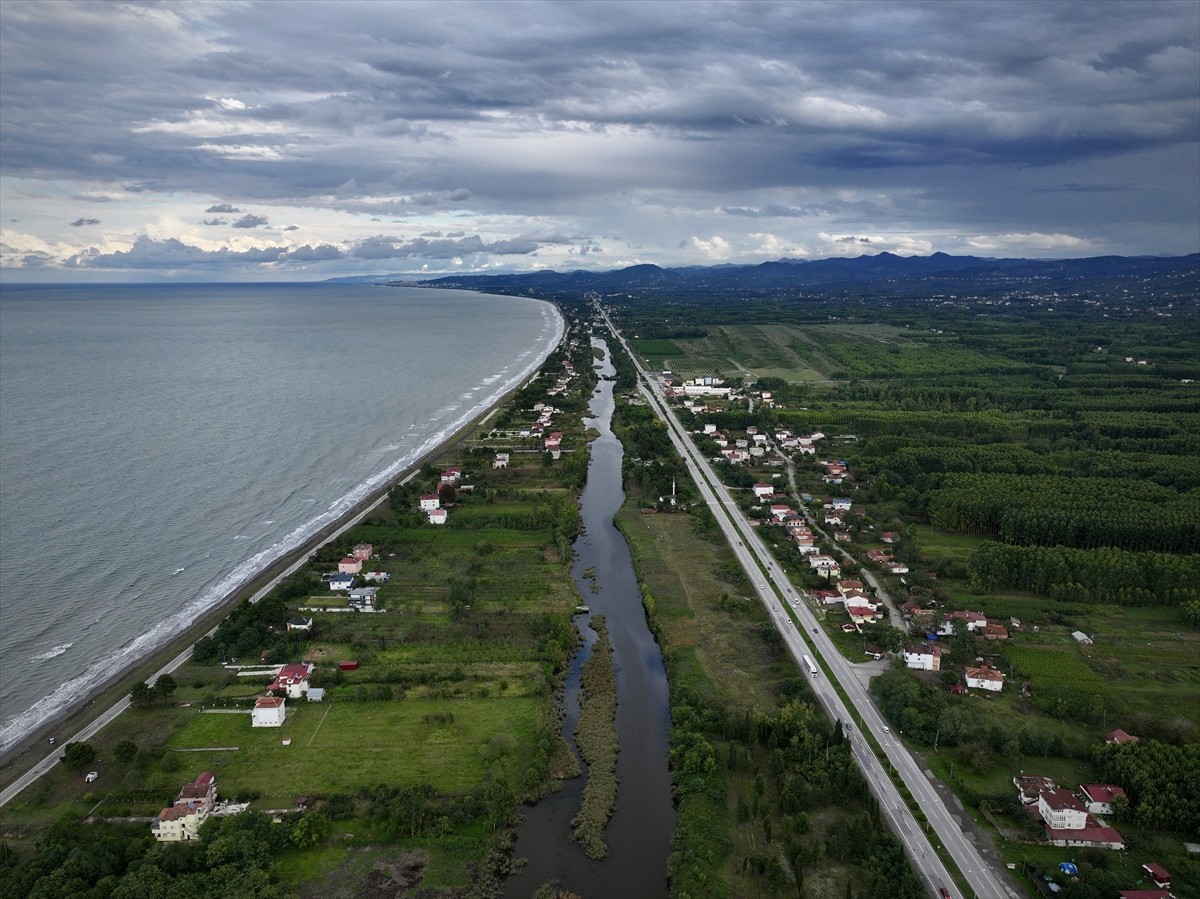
[0,309,563,799]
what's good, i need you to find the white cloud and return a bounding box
[690,235,732,260]
[966,232,1096,252]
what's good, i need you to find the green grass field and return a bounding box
[168,697,538,799]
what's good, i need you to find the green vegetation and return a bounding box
[571,616,618,858]
[0,318,599,897]
[602,284,1199,898]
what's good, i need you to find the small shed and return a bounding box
[306,688,325,702]
[338,660,358,671]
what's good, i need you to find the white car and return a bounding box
[85,771,98,783]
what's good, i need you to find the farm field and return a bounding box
[167,698,538,798]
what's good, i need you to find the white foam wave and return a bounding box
[0,300,564,755]
[32,643,73,662]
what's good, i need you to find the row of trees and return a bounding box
[929,473,1199,553]
[967,541,1200,607]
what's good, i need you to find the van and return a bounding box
[882,726,890,734]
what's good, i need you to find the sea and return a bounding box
[0,282,563,754]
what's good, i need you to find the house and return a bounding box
[1039,789,1088,831]
[151,803,205,842]
[903,644,943,671]
[348,587,378,608]
[329,573,354,591]
[881,531,898,544]
[338,556,363,575]
[493,453,510,469]
[1013,774,1056,805]
[306,687,325,703]
[965,666,1005,692]
[834,531,852,543]
[753,482,775,499]
[938,610,987,635]
[286,616,313,632]
[419,494,440,511]
[867,548,893,564]
[884,561,910,575]
[1105,728,1140,745]
[983,622,1010,641]
[1142,863,1172,889]
[1072,631,1094,645]
[544,432,563,449]
[428,508,448,525]
[440,467,462,483]
[362,570,390,583]
[768,504,793,521]
[1079,783,1126,815]
[846,604,880,626]
[351,543,373,561]
[268,662,313,698]
[832,497,852,511]
[252,695,286,727]
[174,771,216,812]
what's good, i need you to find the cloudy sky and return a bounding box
[2,0,1197,281]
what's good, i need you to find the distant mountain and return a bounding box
[400,252,1197,298]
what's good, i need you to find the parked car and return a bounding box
[85,771,98,783]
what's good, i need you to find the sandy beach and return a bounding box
[0,357,547,798]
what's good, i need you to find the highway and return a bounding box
[598,302,1016,899]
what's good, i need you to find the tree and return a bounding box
[113,740,138,765]
[153,674,177,702]
[61,742,96,770]
[129,682,154,709]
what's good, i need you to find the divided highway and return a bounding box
[598,302,1016,899]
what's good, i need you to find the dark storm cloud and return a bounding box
[66,236,345,268]
[2,0,1197,273]
[69,217,100,226]
[232,213,269,229]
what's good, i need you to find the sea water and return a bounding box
[0,282,562,753]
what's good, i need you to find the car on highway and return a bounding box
[939,889,952,899]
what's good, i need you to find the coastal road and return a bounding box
[0,469,418,809]
[597,303,1016,899]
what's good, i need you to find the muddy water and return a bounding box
[504,338,674,899]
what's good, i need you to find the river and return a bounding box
[504,337,674,898]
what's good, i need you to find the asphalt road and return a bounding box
[599,303,1016,899]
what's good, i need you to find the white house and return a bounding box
[753,482,775,499]
[965,666,1005,692]
[286,616,313,632]
[1039,789,1088,831]
[1078,783,1126,815]
[832,497,852,511]
[938,610,987,635]
[152,804,204,842]
[268,662,313,699]
[252,696,286,727]
[493,453,510,469]
[903,644,943,671]
[428,508,448,525]
[769,504,793,521]
[329,573,354,591]
[419,494,440,511]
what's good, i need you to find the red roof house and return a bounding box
[1142,863,1171,888]
[1106,728,1140,744]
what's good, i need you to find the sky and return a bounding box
[1,0,1198,282]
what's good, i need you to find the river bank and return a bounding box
[0,317,563,799]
